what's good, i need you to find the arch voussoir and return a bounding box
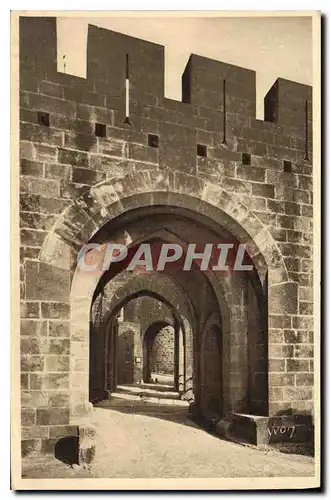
[39,171,288,285]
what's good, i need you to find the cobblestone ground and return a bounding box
[22,404,315,479]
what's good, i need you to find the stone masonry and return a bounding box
[19,17,314,456]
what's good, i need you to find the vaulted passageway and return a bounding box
[88,204,268,423]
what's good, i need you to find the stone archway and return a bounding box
[143,321,175,385]
[36,179,292,448]
[200,314,223,418]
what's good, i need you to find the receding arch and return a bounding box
[39,173,288,286]
[142,320,174,385]
[42,179,279,426]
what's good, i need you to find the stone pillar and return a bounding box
[117,321,142,384]
[178,327,185,394]
[268,281,313,416]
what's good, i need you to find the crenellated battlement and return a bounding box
[19,17,312,150]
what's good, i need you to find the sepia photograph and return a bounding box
[11,10,321,490]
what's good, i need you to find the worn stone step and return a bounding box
[116,384,180,400]
[94,400,189,415]
[108,392,189,407]
[132,382,175,393]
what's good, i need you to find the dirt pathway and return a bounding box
[22,405,314,479]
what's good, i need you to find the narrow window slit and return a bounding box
[304,100,310,160]
[95,123,106,138]
[222,79,227,145]
[283,160,292,173]
[242,153,251,165]
[148,134,159,148]
[197,144,207,157]
[124,53,131,125]
[38,111,50,127]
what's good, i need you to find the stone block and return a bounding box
[21,391,48,408]
[291,316,314,330]
[269,387,284,401]
[282,386,313,401]
[269,344,294,358]
[27,93,76,118]
[269,315,291,329]
[229,413,313,446]
[269,359,286,372]
[20,159,44,177]
[50,425,78,438]
[78,425,96,465]
[34,144,58,163]
[21,439,41,457]
[269,282,298,314]
[30,374,43,389]
[20,122,64,147]
[293,344,314,358]
[269,373,295,386]
[286,359,310,372]
[250,182,275,199]
[267,415,313,443]
[20,212,55,231]
[299,302,314,315]
[269,330,283,343]
[74,358,88,371]
[40,438,59,455]
[267,199,284,214]
[22,426,50,440]
[302,204,313,217]
[21,408,36,426]
[284,330,308,344]
[296,373,314,386]
[286,229,303,243]
[64,132,98,152]
[26,261,70,301]
[222,177,251,195]
[128,143,158,164]
[45,355,70,372]
[40,80,63,98]
[20,141,34,160]
[41,302,70,319]
[48,338,70,355]
[48,392,70,407]
[231,414,269,446]
[236,166,266,183]
[20,193,69,215]
[72,167,105,185]
[48,320,70,337]
[43,373,70,389]
[20,319,47,336]
[21,373,29,389]
[20,229,46,247]
[20,337,48,355]
[58,148,89,167]
[97,137,126,157]
[21,355,45,371]
[45,163,71,180]
[37,408,70,425]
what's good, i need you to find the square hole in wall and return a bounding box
[148,134,159,148]
[283,160,292,173]
[95,123,107,138]
[197,144,207,157]
[242,153,251,165]
[37,111,50,127]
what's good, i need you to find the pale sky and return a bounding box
[57,15,312,119]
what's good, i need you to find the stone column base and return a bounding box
[78,425,96,465]
[216,413,314,446]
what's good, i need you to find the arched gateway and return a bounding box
[19,17,314,461]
